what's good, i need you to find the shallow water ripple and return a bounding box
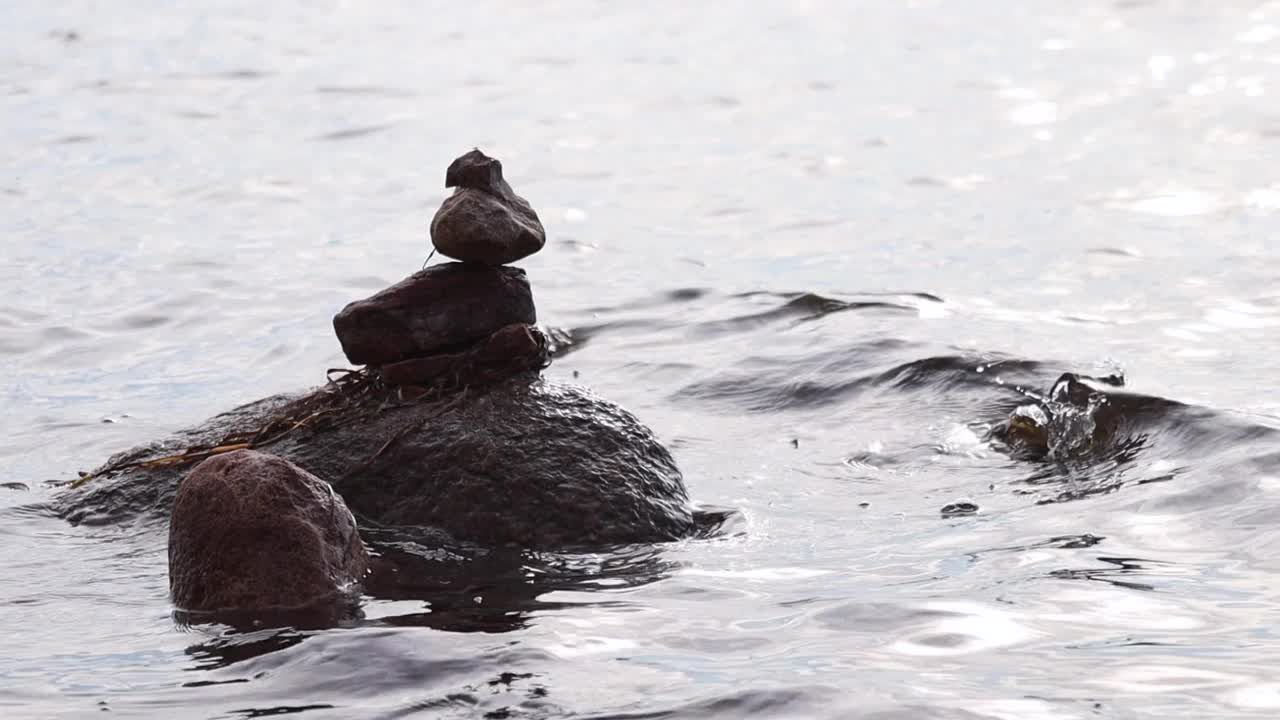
[5,0,1280,717]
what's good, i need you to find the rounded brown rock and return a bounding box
[167,449,367,614]
[430,188,546,265]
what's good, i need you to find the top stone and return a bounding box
[430,149,546,266]
[445,148,508,196]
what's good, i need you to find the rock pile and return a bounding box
[333,149,549,387]
[130,148,697,620]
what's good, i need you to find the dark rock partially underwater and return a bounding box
[168,450,367,614]
[54,376,695,548]
[987,372,1151,460]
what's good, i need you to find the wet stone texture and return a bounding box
[431,189,546,265]
[332,262,536,366]
[60,378,695,548]
[430,149,546,265]
[314,379,693,547]
[167,449,368,613]
[379,322,547,387]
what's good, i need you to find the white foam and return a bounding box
[1237,25,1279,44]
[680,567,833,581]
[1010,101,1058,126]
[1126,190,1220,216]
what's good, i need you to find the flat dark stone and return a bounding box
[380,323,546,387]
[332,263,535,367]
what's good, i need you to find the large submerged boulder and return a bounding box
[56,377,695,548]
[313,380,692,546]
[168,450,367,613]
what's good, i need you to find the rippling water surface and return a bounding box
[4,1,1280,717]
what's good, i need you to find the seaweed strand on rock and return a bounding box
[67,365,470,491]
[68,367,383,489]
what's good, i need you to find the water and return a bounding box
[3,0,1280,717]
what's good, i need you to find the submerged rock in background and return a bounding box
[167,449,367,614]
[939,500,979,518]
[431,149,546,265]
[332,262,536,366]
[988,372,1135,460]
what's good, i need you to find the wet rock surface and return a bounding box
[315,379,693,546]
[167,449,367,613]
[57,378,695,548]
[431,149,545,265]
[939,500,979,518]
[431,190,546,265]
[445,148,510,195]
[379,322,547,387]
[332,262,535,366]
[57,393,299,527]
[988,372,1149,460]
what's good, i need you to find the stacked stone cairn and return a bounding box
[332,149,550,389]
[168,150,552,616]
